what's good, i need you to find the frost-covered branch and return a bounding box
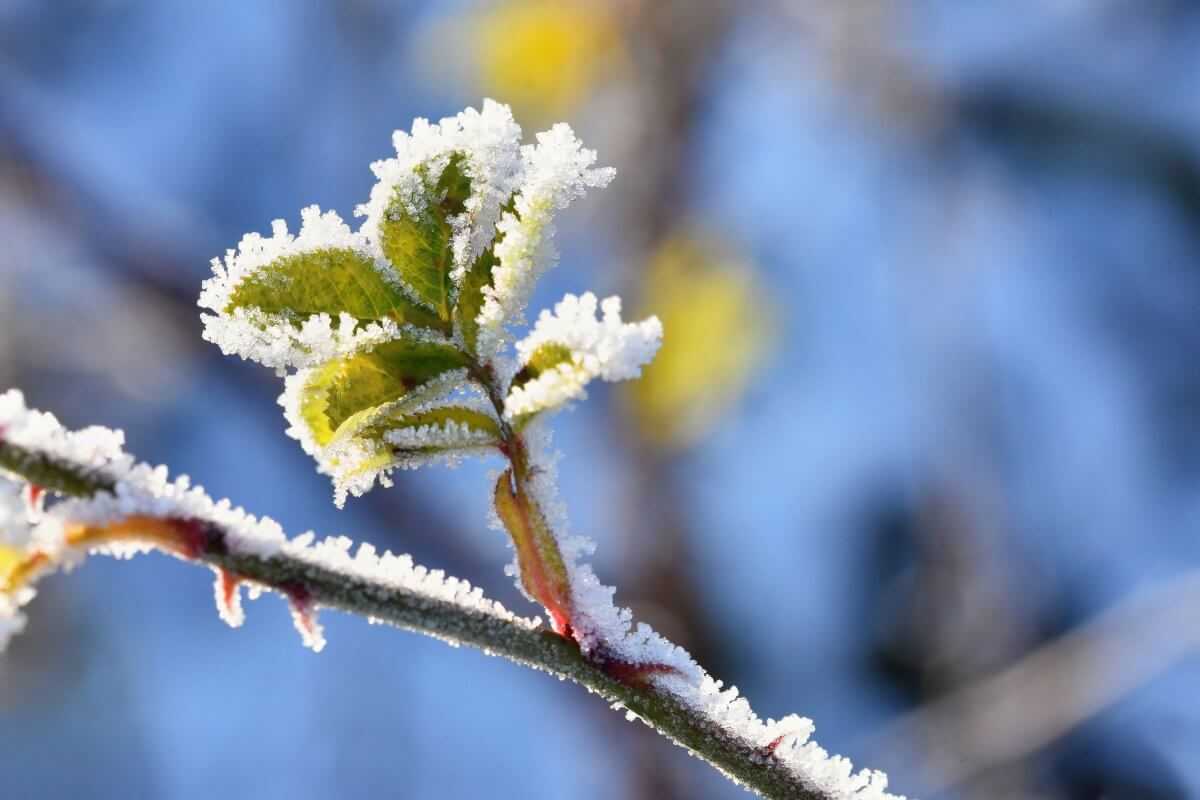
[2,102,910,799]
[0,390,895,799]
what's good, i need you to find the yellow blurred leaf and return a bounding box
[629,232,772,451]
[472,0,620,120]
[0,543,24,585]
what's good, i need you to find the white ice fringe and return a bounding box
[278,368,480,508]
[474,124,616,359]
[515,422,904,799]
[0,389,535,654]
[356,99,525,286]
[505,292,662,418]
[198,206,404,372]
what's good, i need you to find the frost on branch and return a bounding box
[0,389,534,656]
[191,103,907,798]
[505,292,662,419]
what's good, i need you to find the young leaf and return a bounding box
[492,469,572,634]
[383,406,501,445]
[455,196,515,354]
[298,340,470,448]
[227,247,446,333]
[379,155,472,321]
[510,342,574,392]
[456,247,499,355]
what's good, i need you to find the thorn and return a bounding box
[213,569,245,628]
[763,734,787,757]
[22,484,45,521]
[282,581,325,652]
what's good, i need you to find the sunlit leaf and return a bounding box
[226,246,446,333]
[379,155,472,321]
[298,339,470,448]
[510,341,573,393]
[362,405,502,451]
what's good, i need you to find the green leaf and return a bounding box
[455,247,498,354]
[455,196,515,354]
[359,405,502,455]
[227,247,446,333]
[299,339,470,447]
[511,342,574,392]
[379,154,472,322]
[492,469,573,634]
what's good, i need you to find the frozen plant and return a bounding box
[0,102,905,800]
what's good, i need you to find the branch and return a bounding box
[0,433,896,800]
[871,570,1200,793]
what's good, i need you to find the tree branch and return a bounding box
[0,437,849,800]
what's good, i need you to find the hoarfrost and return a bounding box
[475,124,615,358]
[198,206,404,371]
[515,421,906,800]
[0,389,534,653]
[505,292,662,418]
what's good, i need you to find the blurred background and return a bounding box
[2,1,1200,797]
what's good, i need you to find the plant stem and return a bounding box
[469,358,574,634]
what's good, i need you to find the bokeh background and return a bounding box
[3,1,1200,798]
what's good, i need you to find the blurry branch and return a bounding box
[957,88,1200,224]
[601,5,742,796]
[874,570,1200,792]
[775,0,1200,223]
[1,437,845,800]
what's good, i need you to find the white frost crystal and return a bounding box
[476,125,616,358]
[514,424,904,799]
[0,389,533,654]
[505,292,662,418]
[198,206,403,372]
[357,99,525,283]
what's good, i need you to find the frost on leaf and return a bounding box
[293,338,470,449]
[278,340,501,506]
[199,206,445,371]
[378,154,473,321]
[455,231,503,355]
[358,101,526,311]
[504,292,662,419]
[475,124,616,359]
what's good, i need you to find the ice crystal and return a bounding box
[0,389,533,654]
[505,292,662,418]
[356,99,525,286]
[278,366,486,507]
[475,125,615,358]
[199,207,409,372]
